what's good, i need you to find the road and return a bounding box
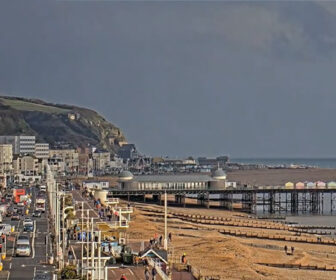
[0,186,54,280]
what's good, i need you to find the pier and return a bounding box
[108,188,336,214]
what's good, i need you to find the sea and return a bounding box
[231,158,336,229]
[231,158,336,169]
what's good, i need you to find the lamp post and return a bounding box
[164,191,168,250]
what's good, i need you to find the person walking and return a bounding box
[168,232,172,242]
[291,246,294,255]
[181,253,187,264]
[144,266,150,280]
[151,266,157,280]
[120,274,127,280]
[284,245,287,254]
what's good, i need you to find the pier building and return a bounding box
[118,168,228,191]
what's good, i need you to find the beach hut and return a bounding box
[285,182,294,189]
[306,182,316,189]
[316,181,326,189]
[295,182,304,189]
[327,181,336,189]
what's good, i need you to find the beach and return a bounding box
[127,202,336,280]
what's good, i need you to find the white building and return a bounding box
[18,136,36,154]
[35,143,50,159]
[0,135,36,155]
[83,181,109,191]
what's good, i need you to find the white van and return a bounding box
[0,224,12,235]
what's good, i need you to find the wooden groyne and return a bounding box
[219,229,336,246]
[258,262,336,272]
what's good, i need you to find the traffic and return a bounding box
[0,182,53,279]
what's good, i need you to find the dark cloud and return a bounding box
[1,1,336,157]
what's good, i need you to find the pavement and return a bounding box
[71,189,196,280]
[0,186,54,280]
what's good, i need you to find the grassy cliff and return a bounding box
[0,96,126,153]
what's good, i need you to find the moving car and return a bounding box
[11,213,19,220]
[23,224,34,232]
[32,210,42,217]
[17,207,24,215]
[16,235,30,245]
[16,244,31,257]
[23,218,33,227]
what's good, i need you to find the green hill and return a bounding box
[0,96,126,153]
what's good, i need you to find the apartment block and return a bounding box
[35,143,50,159]
[0,144,13,174]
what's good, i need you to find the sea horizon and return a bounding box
[230,158,336,169]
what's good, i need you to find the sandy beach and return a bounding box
[127,202,336,280]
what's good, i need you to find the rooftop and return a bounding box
[134,174,214,183]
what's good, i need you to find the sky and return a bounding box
[1,1,336,158]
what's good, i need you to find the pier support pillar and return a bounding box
[205,192,210,209]
[269,192,274,214]
[291,191,298,214]
[181,195,186,208]
[197,194,205,207]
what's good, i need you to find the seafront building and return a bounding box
[118,168,228,191]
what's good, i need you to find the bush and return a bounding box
[60,265,79,279]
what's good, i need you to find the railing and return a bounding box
[105,198,119,204]
[114,207,133,213]
[148,257,170,280]
[100,220,129,228]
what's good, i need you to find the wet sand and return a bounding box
[227,168,336,186]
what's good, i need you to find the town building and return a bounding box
[13,155,40,176]
[35,143,50,159]
[77,147,91,175]
[92,151,111,171]
[0,144,13,174]
[83,180,109,191]
[0,135,36,155]
[117,144,139,161]
[197,156,229,168]
[49,149,79,173]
